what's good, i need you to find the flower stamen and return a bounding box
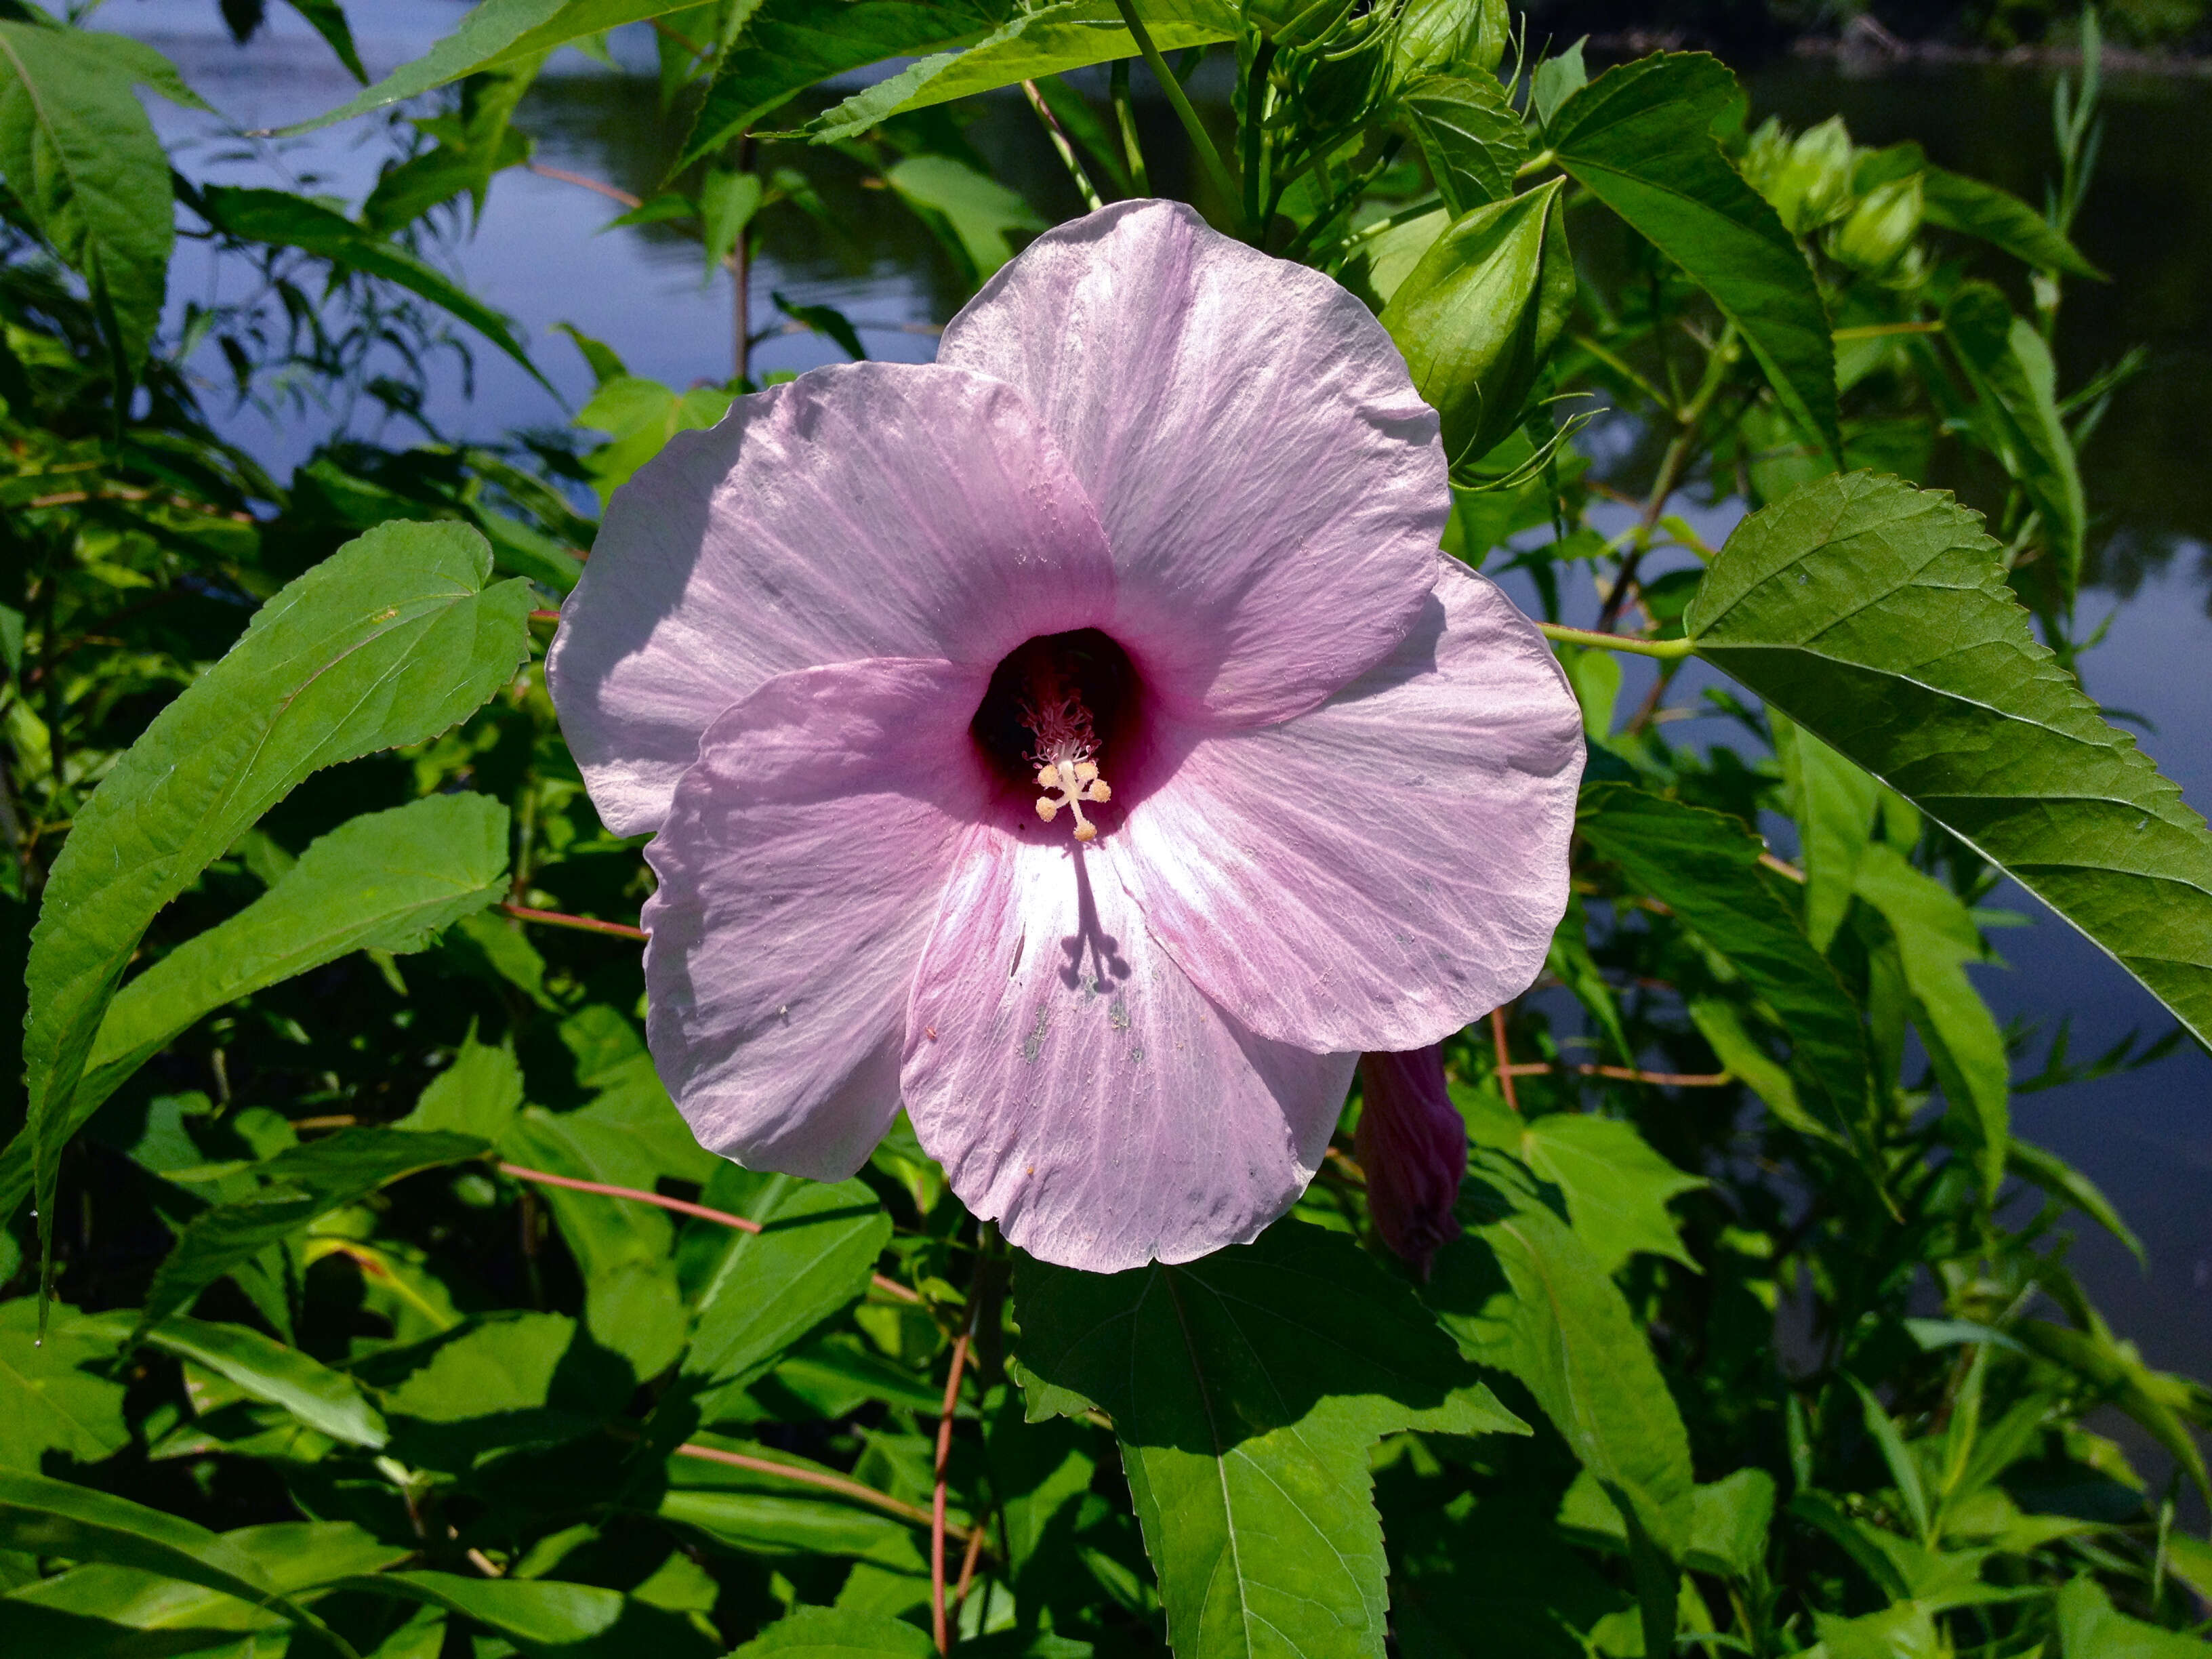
[1022,676,1111,842]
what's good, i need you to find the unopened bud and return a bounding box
[1355,1045,1467,1277]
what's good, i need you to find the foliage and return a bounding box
[0,3,2206,1657]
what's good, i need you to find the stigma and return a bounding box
[1035,754,1113,842]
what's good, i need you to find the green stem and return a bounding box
[1515,148,1557,179]
[1110,58,1151,194]
[1240,40,1275,234]
[1537,622,1695,661]
[1113,0,1242,227]
[1022,79,1103,211]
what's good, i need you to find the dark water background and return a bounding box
[107,4,2211,1391]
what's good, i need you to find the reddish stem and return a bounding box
[1490,1006,1520,1113]
[497,902,647,942]
[672,1441,949,1532]
[495,1162,922,1303]
[931,1326,975,1652]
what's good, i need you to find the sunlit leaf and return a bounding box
[1687,472,2212,1054]
[19,520,529,1262]
[1547,54,1840,467]
[0,1301,127,1471]
[1399,73,1526,214]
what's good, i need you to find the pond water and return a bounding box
[109,5,2212,1387]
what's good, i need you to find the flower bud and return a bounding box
[1379,178,1575,473]
[1833,176,1923,277]
[1742,115,1856,235]
[1390,0,1510,87]
[1355,1045,1469,1276]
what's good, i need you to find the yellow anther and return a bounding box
[1036,797,1060,822]
[1073,760,1100,783]
[1037,764,1061,790]
[1073,821,1099,842]
[1087,780,1112,802]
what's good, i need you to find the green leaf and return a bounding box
[678,0,1010,167]
[1389,0,1510,85]
[1814,1603,1941,1659]
[577,375,732,506]
[1431,1162,1696,1560]
[284,0,370,83]
[140,1128,491,1333]
[800,0,1237,143]
[1685,471,2212,1055]
[1399,73,1526,215]
[380,1311,577,1422]
[1547,54,1839,468]
[20,520,530,1258]
[2010,1317,2211,1501]
[1012,1218,1524,1659]
[285,0,706,133]
[657,1488,926,1571]
[332,1569,623,1644]
[727,1605,937,1658]
[2055,1575,2209,1658]
[400,1030,526,1143]
[1858,144,2105,280]
[137,1316,388,1449]
[1773,710,1881,953]
[1516,1114,1705,1275]
[77,794,510,1122]
[2006,1139,2143,1265]
[884,154,1044,289]
[1944,282,2086,596]
[197,186,554,396]
[0,1470,347,1654]
[682,1176,892,1396]
[1380,179,1574,472]
[1686,996,1815,1135]
[1852,842,2011,1198]
[1578,783,1875,1151]
[1528,36,1586,128]
[0,23,201,383]
[700,166,762,273]
[0,1300,128,1471]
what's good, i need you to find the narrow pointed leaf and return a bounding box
[1547,53,1839,466]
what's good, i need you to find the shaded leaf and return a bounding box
[1548,54,1839,466]
[727,1605,937,1658]
[1944,282,2086,596]
[1578,783,1875,1151]
[1431,1162,1696,1559]
[141,1129,491,1333]
[1685,472,2212,1054]
[137,1317,388,1449]
[884,154,1043,288]
[1014,1219,1523,1659]
[284,0,369,83]
[399,1030,525,1143]
[2055,1575,2208,1658]
[0,1300,128,1471]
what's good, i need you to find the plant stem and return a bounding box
[495,1162,924,1303]
[1536,622,1695,661]
[1240,40,1275,234]
[497,901,647,941]
[1022,80,1103,211]
[672,1441,956,1534]
[1112,0,1242,228]
[1110,58,1150,193]
[931,1317,977,1652]
[1596,323,1738,633]
[1490,1006,1519,1113]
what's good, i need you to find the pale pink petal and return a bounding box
[903,823,1355,1271]
[937,199,1448,727]
[1117,560,1585,1053]
[548,363,1115,836]
[643,656,996,1180]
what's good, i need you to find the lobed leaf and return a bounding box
[1014,1219,1523,1659]
[19,520,530,1255]
[1687,472,2212,1054]
[1399,73,1527,215]
[1547,54,1840,467]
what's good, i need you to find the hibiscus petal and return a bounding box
[903,823,1354,1271]
[938,199,1448,727]
[1118,560,1586,1052]
[549,362,1115,835]
[644,656,996,1180]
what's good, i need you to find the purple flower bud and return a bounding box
[1355,1046,1469,1277]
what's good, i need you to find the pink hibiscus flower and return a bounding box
[548,200,1584,1272]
